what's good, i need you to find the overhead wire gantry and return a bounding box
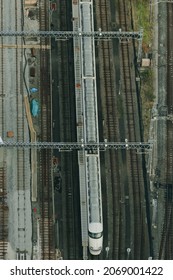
[0,29,144,152]
[0,30,143,39]
[0,141,153,150]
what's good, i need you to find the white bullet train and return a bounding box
[86,154,103,255]
[80,1,103,255]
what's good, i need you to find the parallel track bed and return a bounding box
[0,0,8,259]
[38,0,55,259]
[95,0,149,259]
[118,0,145,259]
[0,0,4,132]
[95,0,123,259]
[166,4,173,184]
[159,3,173,259]
[0,166,8,259]
[15,0,28,252]
[59,0,80,259]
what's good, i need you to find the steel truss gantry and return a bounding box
[0,141,152,151]
[0,29,145,151]
[0,30,143,40]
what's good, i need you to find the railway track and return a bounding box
[0,165,8,259]
[159,188,173,259]
[118,0,146,259]
[166,4,173,186]
[38,0,55,259]
[94,0,150,259]
[58,0,81,259]
[14,0,28,252]
[95,0,125,259]
[0,0,4,133]
[0,0,8,259]
[158,3,173,259]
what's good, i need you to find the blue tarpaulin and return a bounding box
[30,87,38,93]
[31,99,39,117]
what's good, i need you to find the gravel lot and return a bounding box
[0,0,32,259]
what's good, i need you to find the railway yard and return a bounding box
[0,0,173,260]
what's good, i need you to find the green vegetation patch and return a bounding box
[132,1,155,140]
[132,0,153,49]
[140,69,155,140]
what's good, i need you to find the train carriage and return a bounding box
[80,0,103,255]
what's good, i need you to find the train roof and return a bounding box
[89,222,103,233]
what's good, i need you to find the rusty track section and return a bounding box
[159,3,173,259]
[38,0,55,259]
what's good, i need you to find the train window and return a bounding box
[88,231,103,239]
